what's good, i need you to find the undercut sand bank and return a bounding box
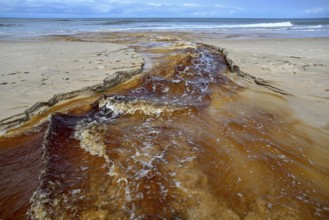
[201,37,329,129]
[0,40,144,128]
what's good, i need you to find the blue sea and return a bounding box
[1,18,329,39]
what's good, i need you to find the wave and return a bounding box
[197,22,294,29]
[117,22,328,32]
[100,21,296,31]
[238,21,293,28]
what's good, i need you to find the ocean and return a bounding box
[1,17,329,39]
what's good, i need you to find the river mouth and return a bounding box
[1,37,329,219]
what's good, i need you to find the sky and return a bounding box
[0,0,329,18]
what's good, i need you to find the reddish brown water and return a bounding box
[1,42,329,219]
[0,126,46,219]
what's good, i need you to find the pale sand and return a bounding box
[201,37,329,129]
[0,40,143,121]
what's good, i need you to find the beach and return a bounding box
[203,37,329,129]
[1,21,329,219]
[0,40,143,128]
[1,35,329,131]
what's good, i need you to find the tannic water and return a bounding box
[0,26,329,219]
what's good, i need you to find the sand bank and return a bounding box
[201,37,329,129]
[0,40,143,128]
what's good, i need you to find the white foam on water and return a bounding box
[238,22,293,28]
[98,96,181,117]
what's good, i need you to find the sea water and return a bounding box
[1,17,329,39]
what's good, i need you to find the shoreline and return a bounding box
[1,33,329,133]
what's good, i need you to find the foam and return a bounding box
[98,22,295,31]
[238,22,293,28]
[74,122,108,159]
[98,96,181,117]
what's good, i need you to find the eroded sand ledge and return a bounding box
[1,35,329,133]
[202,37,329,129]
[0,40,144,131]
[0,40,239,133]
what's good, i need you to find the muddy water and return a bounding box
[0,40,329,219]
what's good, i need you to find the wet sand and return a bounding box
[0,33,329,219]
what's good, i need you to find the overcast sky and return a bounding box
[0,0,329,18]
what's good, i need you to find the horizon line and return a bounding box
[1,16,329,19]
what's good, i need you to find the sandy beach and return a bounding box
[0,40,143,128]
[1,35,328,131]
[201,37,329,129]
[1,31,329,219]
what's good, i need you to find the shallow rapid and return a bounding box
[1,40,329,219]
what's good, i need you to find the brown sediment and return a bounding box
[0,35,328,219]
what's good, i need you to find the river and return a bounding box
[0,37,328,219]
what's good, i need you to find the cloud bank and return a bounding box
[0,0,328,18]
[0,0,246,18]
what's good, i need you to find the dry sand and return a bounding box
[0,40,143,121]
[201,37,329,129]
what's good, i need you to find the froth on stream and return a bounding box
[0,38,329,219]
